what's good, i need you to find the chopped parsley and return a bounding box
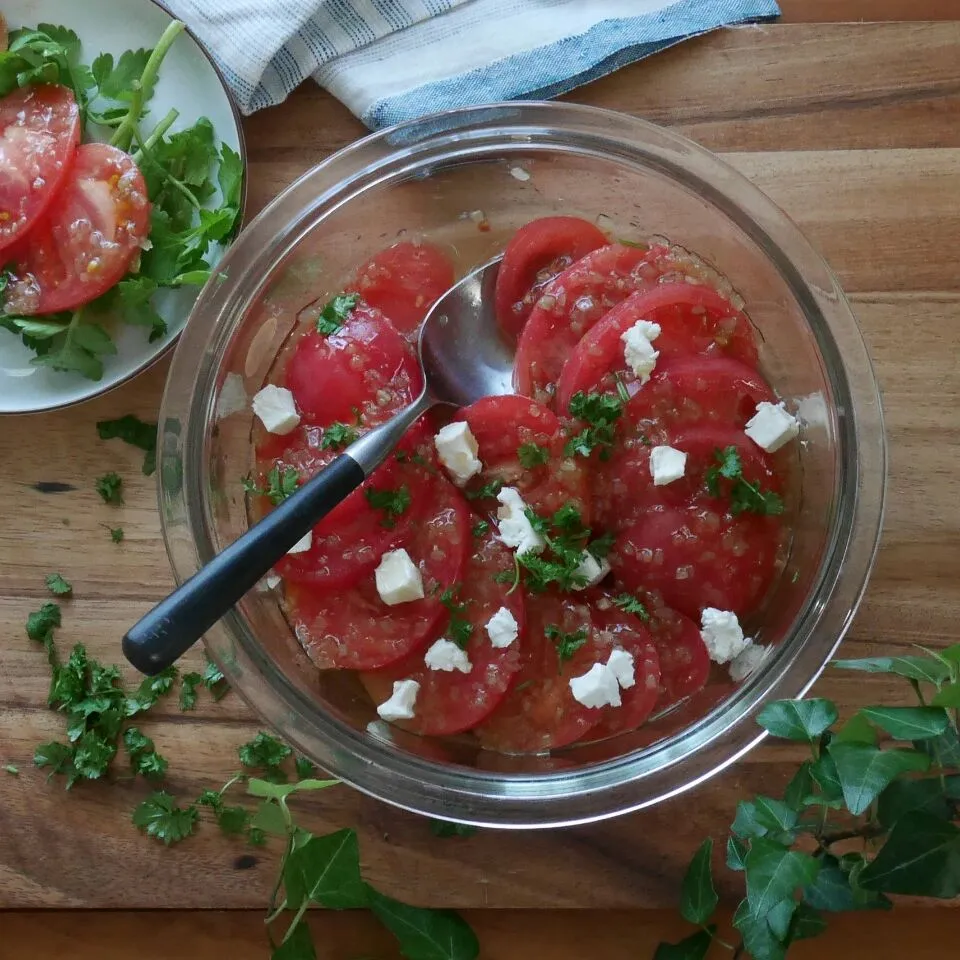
[439,585,473,650]
[239,731,293,784]
[316,293,360,335]
[96,416,158,475]
[587,531,615,560]
[612,593,650,622]
[613,372,631,404]
[465,477,504,501]
[564,391,624,460]
[472,520,490,538]
[705,446,784,517]
[517,442,550,469]
[95,471,124,505]
[4,764,18,776]
[123,727,169,780]
[365,485,411,528]
[133,792,199,846]
[243,465,300,505]
[320,422,359,450]
[45,573,72,597]
[109,527,124,544]
[179,672,202,710]
[545,625,589,668]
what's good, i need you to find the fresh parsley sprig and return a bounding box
[517,441,550,468]
[365,485,411,528]
[545,625,589,668]
[440,585,474,650]
[315,293,359,335]
[705,445,784,517]
[243,465,300,505]
[564,391,625,460]
[612,592,650,622]
[320,422,358,450]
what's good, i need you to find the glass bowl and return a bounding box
[157,102,885,828]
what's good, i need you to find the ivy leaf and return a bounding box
[790,902,828,941]
[834,656,951,685]
[803,855,890,912]
[756,699,838,742]
[132,792,198,845]
[271,921,316,960]
[765,898,796,941]
[876,777,954,829]
[858,706,950,741]
[827,742,931,815]
[732,900,787,960]
[367,886,480,960]
[915,726,960,768]
[833,712,877,745]
[679,838,718,925]
[743,837,819,917]
[782,762,813,809]
[731,797,798,842]
[247,778,339,801]
[808,753,844,807]
[652,929,714,960]
[859,812,960,898]
[250,800,288,836]
[931,683,960,707]
[727,836,748,871]
[283,829,368,910]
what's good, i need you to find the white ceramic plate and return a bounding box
[0,0,244,414]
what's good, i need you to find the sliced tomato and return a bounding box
[611,504,782,620]
[285,301,423,426]
[286,472,470,670]
[587,602,661,740]
[349,241,454,337]
[456,394,590,522]
[475,593,605,752]
[0,85,80,255]
[645,602,711,707]
[360,533,526,736]
[495,216,608,341]
[514,242,671,402]
[256,420,433,590]
[5,143,150,314]
[555,283,758,411]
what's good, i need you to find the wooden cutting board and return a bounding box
[2,17,960,912]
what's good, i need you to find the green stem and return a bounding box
[817,823,885,853]
[132,126,202,209]
[281,901,311,945]
[111,20,186,152]
[132,107,179,163]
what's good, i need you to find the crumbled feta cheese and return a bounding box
[433,421,483,485]
[375,548,424,605]
[287,530,312,555]
[730,644,773,682]
[745,401,800,453]
[569,663,622,709]
[621,320,661,385]
[216,373,248,421]
[649,445,687,486]
[485,606,519,648]
[508,166,531,181]
[424,638,472,674]
[264,573,282,590]
[496,487,545,556]
[376,679,420,721]
[251,384,300,435]
[700,608,752,664]
[572,551,610,590]
[606,648,636,689]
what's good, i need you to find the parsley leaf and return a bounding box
[472,520,490,538]
[705,446,784,517]
[132,792,198,846]
[202,656,229,701]
[179,672,203,711]
[320,422,358,450]
[512,503,592,593]
[364,485,411,528]
[27,602,62,647]
[440,586,474,650]
[109,527,125,544]
[612,593,650,622]
[465,478,503,501]
[123,727,168,781]
[545,625,589,667]
[96,416,158,475]
[587,531,615,560]
[4,764,18,776]
[243,465,300,505]
[316,293,359,335]
[45,573,72,597]
[295,756,317,779]
[564,391,624,460]
[239,731,292,783]
[95,472,123,505]
[126,666,178,716]
[517,442,550,468]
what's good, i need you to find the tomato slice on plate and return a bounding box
[475,592,605,753]
[286,472,470,670]
[349,241,455,337]
[285,301,423,426]
[0,85,80,255]
[645,602,711,707]
[611,504,783,620]
[555,282,758,411]
[494,216,608,341]
[360,532,526,736]
[457,394,591,522]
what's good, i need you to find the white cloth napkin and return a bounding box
[164,0,780,128]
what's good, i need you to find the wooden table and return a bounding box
[3,1,960,955]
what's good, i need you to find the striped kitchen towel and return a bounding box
[164,0,780,129]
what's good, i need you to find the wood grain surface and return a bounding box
[3,6,960,957]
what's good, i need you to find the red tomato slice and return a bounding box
[349,241,454,337]
[475,593,606,752]
[5,142,149,314]
[285,301,423,426]
[645,602,711,706]
[456,394,591,522]
[256,421,433,590]
[286,472,470,670]
[611,504,782,620]
[359,533,526,736]
[495,216,608,341]
[0,85,80,254]
[587,601,661,740]
[555,282,759,411]
[514,242,671,402]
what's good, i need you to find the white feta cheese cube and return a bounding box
[606,648,636,689]
[569,663,622,709]
[649,445,687,486]
[496,486,545,556]
[433,421,483,485]
[264,573,282,590]
[375,548,424,606]
[485,606,519,648]
[423,638,472,674]
[730,644,773,683]
[745,401,800,453]
[700,607,752,664]
[287,530,312,555]
[621,320,661,385]
[251,384,300,435]
[572,551,610,590]
[376,679,420,721]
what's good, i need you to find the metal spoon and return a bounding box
[123,255,510,675]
